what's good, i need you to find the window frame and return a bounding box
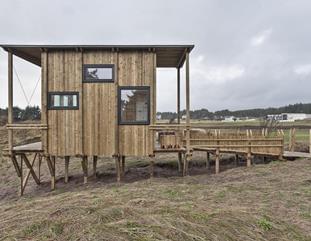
[118,86,151,125]
[48,91,79,110]
[83,64,115,83]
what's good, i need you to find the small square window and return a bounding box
[48,92,79,110]
[83,64,114,82]
[118,86,150,125]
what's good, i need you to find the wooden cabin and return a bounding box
[2,45,286,196]
[1,45,194,193]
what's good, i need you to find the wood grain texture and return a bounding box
[47,51,82,156]
[46,50,155,157]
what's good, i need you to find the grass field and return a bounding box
[0,122,310,240]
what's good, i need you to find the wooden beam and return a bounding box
[12,155,21,177]
[41,52,48,154]
[20,155,23,196]
[114,52,119,156]
[22,153,40,185]
[178,152,183,174]
[21,153,39,195]
[185,51,190,156]
[121,156,125,178]
[38,154,42,183]
[183,153,189,176]
[115,156,121,182]
[65,156,70,183]
[46,156,56,190]
[177,67,181,124]
[247,141,252,167]
[206,152,210,170]
[8,52,13,154]
[215,148,220,174]
[81,156,88,184]
[93,156,97,178]
[52,156,56,190]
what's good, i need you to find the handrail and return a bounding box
[6,123,48,130]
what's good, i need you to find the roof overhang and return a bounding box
[0,44,194,68]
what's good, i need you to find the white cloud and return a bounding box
[294,64,311,76]
[251,29,272,47]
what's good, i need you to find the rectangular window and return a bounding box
[118,86,150,125]
[48,92,79,110]
[83,64,114,82]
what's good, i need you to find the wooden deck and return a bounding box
[283,151,311,158]
[4,142,43,153]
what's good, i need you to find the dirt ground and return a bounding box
[0,124,310,240]
[0,151,310,240]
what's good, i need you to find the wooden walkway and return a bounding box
[283,151,311,158]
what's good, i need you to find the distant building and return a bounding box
[181,114,187,120]
[156,114,162,120]
[222,116,237,122]
[267,113,311,122]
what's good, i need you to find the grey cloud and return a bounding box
[0,0,310,111]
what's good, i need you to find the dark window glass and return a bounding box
[83,64,114,82]
[48,92,79,110]
[119,87,150,125]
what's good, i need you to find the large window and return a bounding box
[83,64,114,82]
[48,92,79,110]
[119,86,150,125]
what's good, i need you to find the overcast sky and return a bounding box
[0,0,311,112]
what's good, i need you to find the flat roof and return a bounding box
[0,44,194,68]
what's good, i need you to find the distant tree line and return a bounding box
[1,103,311,121]
[0,106,41,121]
[158,103,311,120]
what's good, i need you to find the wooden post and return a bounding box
[20,155,23,196]
[177,67,181,124]
[8,52,13,155]
[81,156,88,184]
[183,153,189,176]
[115,156,121,182]
[93,156,98,178]
[38,154,42,183]
[309,129,311,154]
[206,152,210,170]
[178,152,183,173]
[121,156,125,177]
[149,154,155,178]
[247,140,252,167]
[185,51,190,155]
[114,51,120,158]
[215,148,220,174]
[51,156,56,190]
[65,156,70,183]
[289,128,296,151]
[235,154,239,166]
[41,51,48,154]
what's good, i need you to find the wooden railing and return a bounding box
[149,124,284,157]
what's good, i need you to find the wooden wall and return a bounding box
[118,52,155,156]
[42,50,155,157]
[82,51,117,156]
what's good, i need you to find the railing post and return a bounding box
[247,140,252,167]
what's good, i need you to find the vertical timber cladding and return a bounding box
[47,51,83,156]
[118,51,155,156]
[82,51,117,156]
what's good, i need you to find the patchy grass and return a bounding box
[258,217,273,231]
[0,124,310,240]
